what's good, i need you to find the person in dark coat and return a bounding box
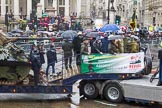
[93,39,103,54]
[46,45,57,76]
[90,37,96,53]
[30,45,41,86]
[62,39,73,69]
[72,33,83,65]
[38,45,45,67]
[102,35,109,53]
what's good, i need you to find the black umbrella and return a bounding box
[61,30,77,40]
[86,32,101,38]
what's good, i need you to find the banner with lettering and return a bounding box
[81,52,144,74]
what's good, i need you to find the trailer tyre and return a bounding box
[81,82,99,99]
[104,83,123,103]
[144,57,152,75]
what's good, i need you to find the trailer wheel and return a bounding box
[104,83,123,103]
[81,82,99,99]
[144,57,152,75]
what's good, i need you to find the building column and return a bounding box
[109,11,115,24]
[27,0,32,19]
[14,0,20,19]
[53,0,57,15]
[65,0,70,17]
[74,0,77,15]
[1,0,6,20]
[70,0,76,16]
[86,0,90,18]
[77,0,81,17]
[40,0,45,13]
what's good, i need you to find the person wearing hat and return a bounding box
[81,37,91,55]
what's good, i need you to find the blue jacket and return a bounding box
[102,37,109,53]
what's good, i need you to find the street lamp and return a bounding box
[107,0,116,24]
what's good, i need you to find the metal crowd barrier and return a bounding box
[16,42,63,54]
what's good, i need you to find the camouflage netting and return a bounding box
[0,31,31,85]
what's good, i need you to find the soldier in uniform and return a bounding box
[81,38,91,55]
[109,40,120,54]
[123,35,131,53]
[116,39,124,53]
[129,38,139,53]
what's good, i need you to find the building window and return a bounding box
[59,0,65,5]
[6,6,8,13]
[48,0,53,7]
[59,7,65,16]
[5,0,7,4]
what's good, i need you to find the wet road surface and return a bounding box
[0,99,161,108]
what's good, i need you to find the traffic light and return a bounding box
[115,15,121,25]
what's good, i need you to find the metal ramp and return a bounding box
[48,65,80,84]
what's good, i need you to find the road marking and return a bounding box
[94,100,117,107]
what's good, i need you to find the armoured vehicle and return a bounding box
[0,31,30,85]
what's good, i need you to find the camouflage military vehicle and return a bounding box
[0,31,31,85]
